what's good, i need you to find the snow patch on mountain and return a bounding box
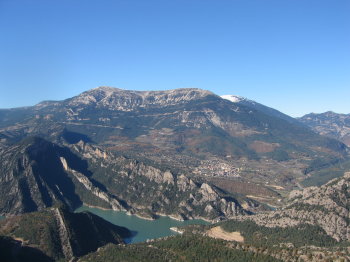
[221,95,245,103]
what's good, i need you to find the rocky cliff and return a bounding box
[68,140,260,220]
[0,137,259,221]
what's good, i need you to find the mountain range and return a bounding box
[1,86,350,261]
[0,87,349,217]
[0,87,346,160]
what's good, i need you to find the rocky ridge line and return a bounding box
[235,172,350,241]
[53,207,74,260]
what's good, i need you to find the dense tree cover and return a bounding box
[153,234,279,261]
[219,220,338,248]
[80,243,180,262]
[80,234,280,262]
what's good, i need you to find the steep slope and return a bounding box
[0,136,118,215]
[0,206,131,261]
[299,111,350,146]
[0,137,256,220]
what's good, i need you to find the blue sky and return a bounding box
[0,0,349,117]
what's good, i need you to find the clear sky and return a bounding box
[0,0,349,117]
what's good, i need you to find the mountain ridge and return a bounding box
[299,111,350,146]
[233,171,350,241]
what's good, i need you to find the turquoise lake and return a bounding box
[75,206,209,243]
[0,216,5,220]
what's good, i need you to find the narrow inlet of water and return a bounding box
[75,205,210,243]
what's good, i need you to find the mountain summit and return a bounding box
[64,87,216,110]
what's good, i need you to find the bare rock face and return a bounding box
[237,172,350,241]
[177,175,196,192]
[199,183,219,202]
[163,171,175,185]
[219,199,244,217]
[59,157,125,211]
[67,87,214,111]
[126,161,174,185]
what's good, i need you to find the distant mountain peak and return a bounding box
[91,86,120,91]
[68,87,215,110]
[299,111,350,146]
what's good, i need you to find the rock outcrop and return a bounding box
[70,141,251,221]
[236,172,350,241]
[0,137,254,221]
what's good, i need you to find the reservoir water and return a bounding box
[0,216,5,220]
[75,206,209,243]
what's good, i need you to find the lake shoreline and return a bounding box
[75,205,210,243]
